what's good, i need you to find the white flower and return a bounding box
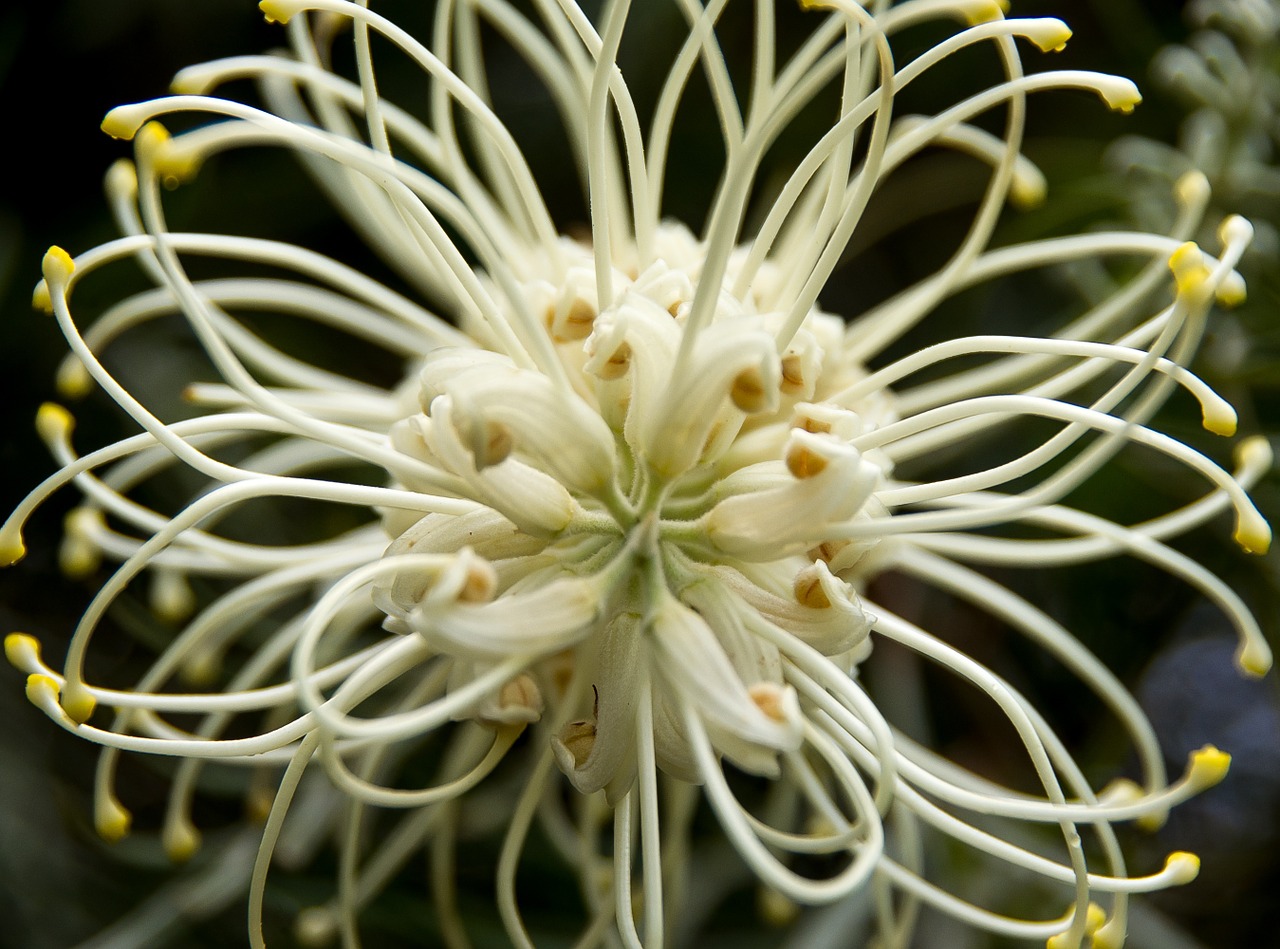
[3,2,1272,948]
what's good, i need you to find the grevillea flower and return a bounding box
[3,1,1273,947]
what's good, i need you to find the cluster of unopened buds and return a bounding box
[1108,0,1280,261]
[4,1,1272,947]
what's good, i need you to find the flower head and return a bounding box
[4,2,1271,947]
